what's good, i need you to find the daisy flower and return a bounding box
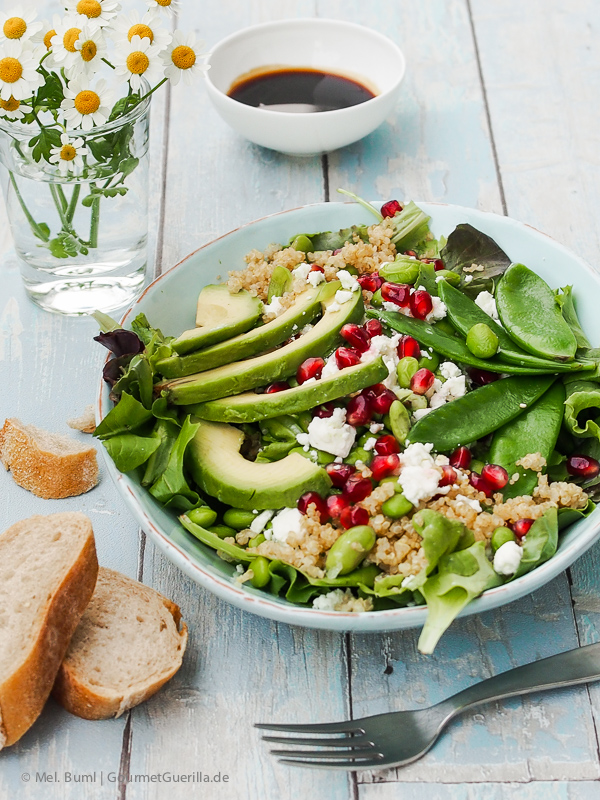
[114,35,164,92]
[110,9,171,51]
[61,76,113,130]
[0,4,43,44]
[32,14,62,52]
[67,22,107,80]
[146,0,180,18]
[0,94,25,120]
[0,39,44,101]
[49,133,89,175]
[50,14,88,67]
[162,31,209,87]
[64,0,120,28]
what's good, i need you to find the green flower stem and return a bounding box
[66,183,81,225]
[55,183,68,213]
[49,183,77,236]
[138,77,168,105]
[9,172,49,242]
[89,196,101,249]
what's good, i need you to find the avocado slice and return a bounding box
[157,286,323,379]
[187,419,332,510]
[172,285,263,355]
[161,285,364,406]
[186,357,387,423]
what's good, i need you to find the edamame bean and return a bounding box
[250,556,271,588]
[345,447,372,466]
[290,234,313,253]
[379,259,420,285]
[371,289,383,307]
[382,493,413,518]
[397,356,419,388]
[248,533,266,548]
[491,527,517,551]
[418,350,440,372]
[409,393,428,411]
[187,506,218,528]
[389,400,410,444]
[223,508,257,530]
[267,265,293,301]
[466,323,499,359]
[208,524,237,539]
[326,526,377,578]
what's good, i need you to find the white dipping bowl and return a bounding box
[204,19,406,156]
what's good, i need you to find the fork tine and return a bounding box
[270,748,378,760]
[262,735,372,748]
[255,721,362,735]
[278,756,386,770]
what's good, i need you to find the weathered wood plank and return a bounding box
[359,780,600,800]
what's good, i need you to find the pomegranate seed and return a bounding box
[439,465,458,487]
[310,264,324,273]
[404,250,417,257]
[370,388,396,415]
[371,454,400,482]
[433,259,445,271]
[335,346,361,369]
[410,289,433,320]
[381,199,403,218]
[511,518,534,539]
[346,394,372,426]
[298,491,329,522]
[343,475,372,503]
[361,383,387,403]
[364,318,383,337]
[340,505,370,529]
[469,472,493,497]
[469,368,500,386]
[326,494,349,519]
[297,357,325,384]
[265,381,290,394]
[410,368,435,395]
[450,446,471,470]
[381,282,411,307]
[358,274,382,293]
[313,402,335,418]
[397,335,421,360]
[374,435,400,456]
[326,462,356,488]
[566,454,600,479]
[481,464,509,491]
[340,323,371,353]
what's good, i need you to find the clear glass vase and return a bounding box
[0,95,150,315]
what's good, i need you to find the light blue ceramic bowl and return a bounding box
[97,202,600,632]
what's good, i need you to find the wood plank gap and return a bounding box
[357,777,600,786]
[344,631,359,800]
[137,528,147,583]
[465,0,507,216]
[153,77,172,279]
[322,153,330,202]
[117,713,133,800]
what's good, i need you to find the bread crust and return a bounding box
[53,570,188,721]
[0,418,98,499]
[0,513,98,748]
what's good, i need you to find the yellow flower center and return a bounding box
[128,23,153,43]
[60,144,77,161]
[63,27,81,53]
[0,57,23,83]
[0,96,19,111]
[171,45,195,70]
[44,28,56,50]
[74,89,100,115]
[3,17,27,39]
[156,0,172,6]
[126,51,149,75]
[76,0,102,18]
[79,39,97,62]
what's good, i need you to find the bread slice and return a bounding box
[67,405,96,434]
[53,568,188,720]
[0,512,98,748]
[0,417,98,499]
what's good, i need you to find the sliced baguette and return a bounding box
[0,417,98,499]
[53,568,188,720]
[0,512,98,749]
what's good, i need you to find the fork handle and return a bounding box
[445,642,600,717]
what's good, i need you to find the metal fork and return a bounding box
[257,642,600,770]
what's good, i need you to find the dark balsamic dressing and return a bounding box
[227,67,376,113]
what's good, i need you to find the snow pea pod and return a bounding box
[368,310,582,376]
[496,263,577,361]
[408,375,556,452]
[488,381,565,499]
[438,281,582,372]
[563,380,600,441]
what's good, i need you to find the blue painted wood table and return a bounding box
[2,1,600,798]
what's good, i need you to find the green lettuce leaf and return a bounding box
[441,223,510,296]
[557,499,596,530]
[513,507,559,579]
[141,418,180,487]
[102,432,160,472]
[94,391,153,439]
[389,201,431,250]
[564,380,600,440]
[149,415,200,507]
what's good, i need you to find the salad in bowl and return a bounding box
[94,195,600,653]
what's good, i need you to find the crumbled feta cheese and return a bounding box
[337,269,360,293]
[464,274,473,283]
[363,437,377,451]
[440,362,462,380]
[354,460,366,471]
[296,432,310,447]
[434,454,450,466]
[263,296,284,317]
[292,263,311,281]
[321,355,340,379]
[412,407,432,421]
[370,422,384,434]
[426,378,443,400]
[270,507,304,544]
[519,403,527,409]
[334,456,343,463]
[302,407,356,457]
[236,564,245,574]
[301,324,314,334]
[426,296,447,321]
[312,589,351,611]
[335,289,354,305]
[455,494,482,512]
[435,275,445,284]
[326,302,341,313]
[383,301,400,312]
[307,270,325,287]
[397,442,448,504]
[361,332,402,393]
[420,350,429,358]
[493,541,523,575]
[250,509,275,534]
[474,290,499,320]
